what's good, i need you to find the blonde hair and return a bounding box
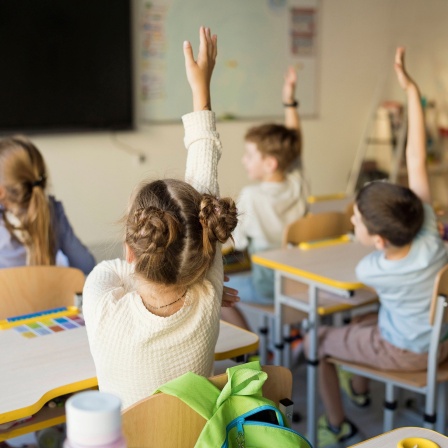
[0,136,55,265]
[125,178,238,288]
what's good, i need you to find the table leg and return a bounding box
[307,284,318,448]
[274,271,284,366]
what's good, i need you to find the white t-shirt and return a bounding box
[232,170,308,298]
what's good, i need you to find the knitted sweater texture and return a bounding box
[83,111,223,409]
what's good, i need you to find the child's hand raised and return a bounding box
[282,66,297,105]
[394,47,414,91]
[183,26,217,111]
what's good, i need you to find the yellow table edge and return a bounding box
[317,297,378,316]
[0,377,98,425]
[298,234,351,250]
[251,254,364,291]
[0,415,66,442]
[307,193,347,203]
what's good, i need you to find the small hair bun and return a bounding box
[130,206,180,253]
[199,195,238,246]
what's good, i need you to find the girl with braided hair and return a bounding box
[0,136,95,274]
[82,27,238,409]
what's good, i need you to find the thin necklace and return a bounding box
[143,289,187,310]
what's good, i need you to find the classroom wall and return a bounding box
[30,0,448,254]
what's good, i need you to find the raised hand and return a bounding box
[282,66,297,104]
[394,47,414,91]
[183,26,218,111]
[395,46,430,203]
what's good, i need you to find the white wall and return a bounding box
[30,0,448,252]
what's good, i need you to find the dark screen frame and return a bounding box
[0,0,134,135]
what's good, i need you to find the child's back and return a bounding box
[234,166,307,297]
[355,186,447,353]
[231,68,308,300]
[309,47,448,448]
[83,27,238,410]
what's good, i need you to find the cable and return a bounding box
[110,131,147,164]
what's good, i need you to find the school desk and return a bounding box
[348,426,448,447]
[252,240,376,448]
[0,315,258,441]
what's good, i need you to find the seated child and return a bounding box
[222,67,308,329]
[0,136,95,275]
[305,47,448,447]
[82,27,238,409]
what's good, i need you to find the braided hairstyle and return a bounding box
[0,136,55,265]
[125,178,237,287]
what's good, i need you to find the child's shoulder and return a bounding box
[47,195,65,213]
[239,183,263,198]
[419,202,441,239]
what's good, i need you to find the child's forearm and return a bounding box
[182,27,219,194]
[394,47,431,203]
[284,105,301,132]
[405,81,431,202]
[282,67,301,131]
[405,83,426,166]
[192,88,211,112]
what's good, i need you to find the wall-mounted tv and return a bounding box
[0,0,133,135]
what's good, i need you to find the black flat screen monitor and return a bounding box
[0,0,133,134]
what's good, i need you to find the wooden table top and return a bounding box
[252,241,373,291]
[0,319,258,424]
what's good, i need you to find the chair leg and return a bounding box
[283,323,292,369]
[424,372,438,430]
[436,382,447,434]
[258,314,270,365]
[383,383,396,432]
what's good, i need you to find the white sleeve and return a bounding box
[182,111,222,196]
[82,259,134,325]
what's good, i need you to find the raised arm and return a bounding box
[182,27,221,196]
[394,47,431,203]
[282,66,301,132]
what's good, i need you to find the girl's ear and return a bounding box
[125,243,135,263]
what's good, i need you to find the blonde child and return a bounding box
[0,137,95,274]
[306,47,448,447]
[222,67,308,328]
[82,27,238,410]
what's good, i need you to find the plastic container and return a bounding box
[64,391,126,448]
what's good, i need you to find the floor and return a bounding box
[226,310,448,446]
[216,356,448,447]
[287,359,448,446]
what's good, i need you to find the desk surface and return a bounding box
[350,427,448,447]
[252,241,373,291]
[0,319,258,426]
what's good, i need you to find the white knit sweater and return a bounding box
[83,111,224,410]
